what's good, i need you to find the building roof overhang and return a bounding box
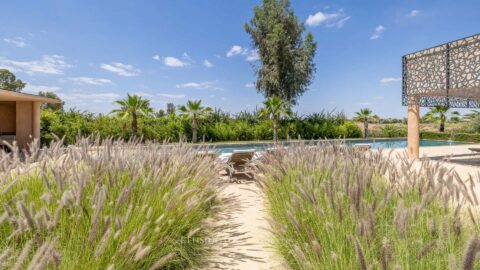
[0,89,61,104]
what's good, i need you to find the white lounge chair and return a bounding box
[468,148,480,155]
[225,149,256,181]
[353,143,371,151]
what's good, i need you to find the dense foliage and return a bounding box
[469,114,480,133]
[40,109,362,145]
[259,143,480,269]
[370,124,407,138]
[421,131,480,143]
[422,106,460,132]
[0,69,25,92]
[245,0,316,103]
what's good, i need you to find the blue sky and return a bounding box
[0,0,479,118]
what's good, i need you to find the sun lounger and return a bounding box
[225,149,256,181]
[353,143,371,151]
[468,148,480,154]
[196,150,219,160]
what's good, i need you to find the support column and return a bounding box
[407,96,420,159]
[32,102,41,140]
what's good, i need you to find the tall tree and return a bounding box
[354,108,378,138]
[259,96,292,142]
[245,0,317,104]
[0,69,26,92]
[39,91,64,111]
[178,100,212,143]
[155,109,166,118]
[111,94,153,137]
[167,103,176,115]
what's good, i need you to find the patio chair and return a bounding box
[468,148,480,155]
[225,149,256,182]
[196,150,219,160]
[353,143,371,151]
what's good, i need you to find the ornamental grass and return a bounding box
[0,137,222,269]
[258,142,480,270]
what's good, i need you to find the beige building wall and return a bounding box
[0,101,16,133]
[13,101,40,148]
[0,90,58,149]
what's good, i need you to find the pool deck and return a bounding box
[390,143,480,178]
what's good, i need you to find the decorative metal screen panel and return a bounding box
[402,34,480,107]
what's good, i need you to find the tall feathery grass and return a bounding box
[258,142,480,269]
[0,137,223,269]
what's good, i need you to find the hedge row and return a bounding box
[420,131,480,142]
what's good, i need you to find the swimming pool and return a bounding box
[209,139,465,154]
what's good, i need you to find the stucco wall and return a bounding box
[16,101,33,148]
[0,101,16,134]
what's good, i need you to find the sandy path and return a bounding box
[203,180,287,270]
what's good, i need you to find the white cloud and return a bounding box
[101,62,140,77]
[407,10,420,17]
[164,57,188,67]
[226,45,245,57]
[152,55,160,60]
[203,59,213,68]
[176,81,222,90]
[370,25,386,40]
[246,50,260,62]
[163,53,194,67]
[23,84,61,94]
[69,77,112,85]
[245,83,255,88]
[380,77,401,84]
[226,45,259,61]
[3,37,28,48]
[158,93,185,99]
[359,102,371,106]
[59,91,119,103]
[0,55,70,75]
[373,96,385,100]
[306,10,351,28]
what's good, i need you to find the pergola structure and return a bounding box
[403,33,480,159]
[0,90,60,149]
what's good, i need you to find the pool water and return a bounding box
[211,139,465,154]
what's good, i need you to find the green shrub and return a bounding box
[335,121,362,138]
[421,131,480,142]
[40,109,362,145]
[469,115,480,133]
[381,124,407,138]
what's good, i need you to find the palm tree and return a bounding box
[259,96,292,143]
[111,94,153,137]
[423,105,451,132]
[178,100,212,143]
[354,108,378,138]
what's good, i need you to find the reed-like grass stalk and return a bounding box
[0,136,223,269]
[258,142,480,269]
